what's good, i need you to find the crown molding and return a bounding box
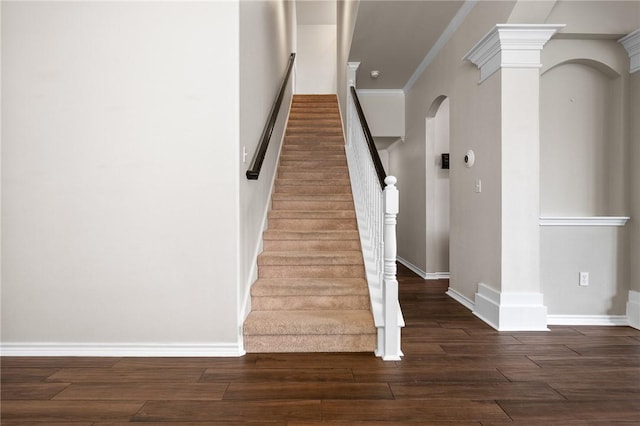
[464,24,565,83]
[619,28,640,73]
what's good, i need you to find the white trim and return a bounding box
[547,315,629,326]
[619,28,640,74]
[463,24,565,83]
[627,290,640,330]
[397,256,449,280]
[539,216,630,227]
[473,283,548,331]
[0,343,245,357]
[397,256,427,279]
[239,90,294,326]
[446,287,475,311]
[404,0,477,92]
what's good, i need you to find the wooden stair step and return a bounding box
[275,178,350,186]
[272,193,353,201]
[258,264,365,278]
[263,229,359,240]
[251,279,370,311]
[244,310,374,336]
[251,278,368,297]
[258,250,364,266]
[271,199,354,211]
[277,171,350,180]
[274,185,352,195]
[268,210,355,219]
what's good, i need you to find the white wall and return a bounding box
[296,24,337,94]
[239,0,296,324]
[1,2,241,351]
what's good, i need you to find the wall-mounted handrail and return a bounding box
[349,86,387,189]
[246,53,296,180]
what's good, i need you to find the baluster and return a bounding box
[383,176,400,360]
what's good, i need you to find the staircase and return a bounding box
[243,94,376,353]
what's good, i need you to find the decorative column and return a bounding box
[620,29,640,330]
[463,24,564,331]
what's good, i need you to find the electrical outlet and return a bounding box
[475,179,482,193]
[579,272,589,286]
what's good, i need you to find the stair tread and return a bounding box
[268,210,355,219]
[272,193,352,201]
[243,309,375,336]
[252,278,368,296]
[258,250,364,265]
[263,230,359,240]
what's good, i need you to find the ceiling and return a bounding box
[296,0,336,25]
[349,1,465,90]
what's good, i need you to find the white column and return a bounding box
[620,28,640,330]
[463,24,563,331]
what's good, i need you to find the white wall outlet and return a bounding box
[242,146,248,163]
[579,272,589,286]
[475,179,482,193]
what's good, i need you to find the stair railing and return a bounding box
[246,53,295,180]
[346,86,403,360]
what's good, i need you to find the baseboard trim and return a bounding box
[0,343,246,357]
[397,256,449,280]
[626,290,640,330]
[446,287,475,311]
[547,315,629,326]
[473,283,548,331]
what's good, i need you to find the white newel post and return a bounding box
[382,176,401,360]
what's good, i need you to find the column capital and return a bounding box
[463,24,565,83]
[619,28,640,74]
[346,62,360,87]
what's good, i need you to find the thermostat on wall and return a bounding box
[464,150,475,168]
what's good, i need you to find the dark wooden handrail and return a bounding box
[350,86,387,189]
[246,53,296,180]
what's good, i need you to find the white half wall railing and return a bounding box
[346,86,404,360]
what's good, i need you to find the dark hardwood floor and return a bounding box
[2,264,640,424]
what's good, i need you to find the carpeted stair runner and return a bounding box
[243,94,376,353]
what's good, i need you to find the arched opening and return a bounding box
[425,96,450,278]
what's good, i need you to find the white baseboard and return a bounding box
[626,290,640,330]
[0,343,245,357]
[396,256,449,280]
[446,287,475,311]
[547,315,629,326]
[473,283,548,331]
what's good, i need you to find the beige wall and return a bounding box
[1,2,241,345]
[337,0,360,123]
[239,0,296,324]
[395,1,516,299]
[296,24,337,94]
[631,72,640,295]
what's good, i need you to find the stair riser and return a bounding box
[259,265,365,278]
[271,200,354,210]
[286,130,343,137]
[263,239,360,251]
[252,295,370,311]
[274,185,352,195]
[277,171,350,180]
[287,120,342,127]
[275,179,351,187]
[268,218,357,231]
[280,152,345,160]
[243,334,375,353]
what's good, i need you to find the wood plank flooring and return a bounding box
[2,263,640,424]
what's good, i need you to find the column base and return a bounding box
[473,283,548,331]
